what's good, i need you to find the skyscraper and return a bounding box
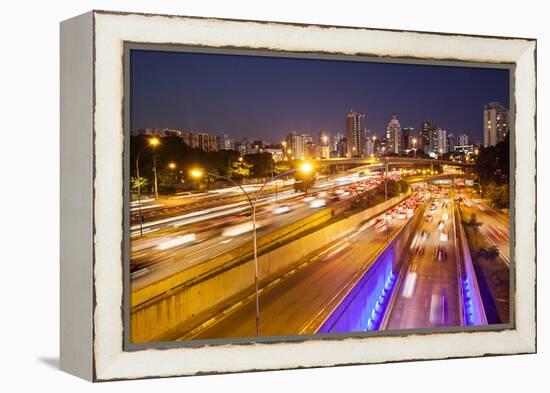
[458,134,469,146]
[318,131,330,158]
[420,120,436,154]
[365,130,376,156]
[386,114,402,155]
[286,132,307,160]
[346,110,366,157]
[483,102,509,147]
[332,132,346,158]
[434,127,448,155]
[446,132,456,153]
[402,127,415,152]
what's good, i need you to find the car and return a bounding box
[273,205,291,214]
[440,232,449,242]
[397,213,407,220]
[309,199,326,208]
[373,217,386,229]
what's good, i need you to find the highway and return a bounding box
[176,192,426,340]
[383,191,462,329]
[459,190,510,264]
[130,170,396,288]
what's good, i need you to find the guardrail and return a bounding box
[455,207,488,325]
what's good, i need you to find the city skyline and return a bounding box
[130,50,509,143]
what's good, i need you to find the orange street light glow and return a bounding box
[149,137,160,147]
[190,169,204,178]
[300,162,313,174]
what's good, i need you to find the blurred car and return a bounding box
[309,199,326,208]
[273,205,291,214]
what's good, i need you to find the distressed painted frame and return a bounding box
[60,10,536,381]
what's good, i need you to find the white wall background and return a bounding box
[0,0,546,390]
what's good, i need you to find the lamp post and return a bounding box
[168,162,176,186]
[135,136,160,237]
[190,162,313,336]
[149,137,160,198]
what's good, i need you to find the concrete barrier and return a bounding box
[455,208,487,325]
[131,207,333,307]
[130,192,410,343]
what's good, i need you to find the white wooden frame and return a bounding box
[60,10,536,381]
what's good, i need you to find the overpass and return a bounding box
[317,156,474,169]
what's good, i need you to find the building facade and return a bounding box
[346,111,366,157]
[458,134,469,147]
[286,132,306,160]
[386,114,402,155]
[420,120,436,154]
[483,102,509,147]
[218,133,235,151]
[434,128,448,155]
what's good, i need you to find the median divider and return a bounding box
[311,202,426,334]
[455,207,488,325]
[130,192,410,343]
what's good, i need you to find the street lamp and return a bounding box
[189,162,313,336]
[168,162,177,186]
[149,137,160,198]
[135,136,160,237]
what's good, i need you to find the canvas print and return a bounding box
[128,48,511,344]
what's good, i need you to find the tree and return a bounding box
[131,176,149,193]
[227,161,252,181]
[244,152,273,178]
[273,162,291,176]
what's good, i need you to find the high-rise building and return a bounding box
[483,102,509,147]
[286,132,306,160]
[434,128,448,155]
[346,111,366,157]
[318,131,330,159]
[218,133,235,151]
[458,134,469,146]
[446,132,456,153]
[386,114,402,155]
[365,130,376,157]
[402,127,415,152]
[420,121,436,154]
[332,132,346,158]
[305,142,318,159]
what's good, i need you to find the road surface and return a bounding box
[180,199,420,340]
[384,192,462,330]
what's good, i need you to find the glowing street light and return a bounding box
[188,162,314,336]
[134,136,161,237]
[168,162,176,170]
[300,162,313,174]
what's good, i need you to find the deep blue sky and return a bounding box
[130,49,509,143]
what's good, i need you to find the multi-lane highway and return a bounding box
[383,191,462,329]
[172,191,427,340]
[459,191,510,264]
[130,169,396,288]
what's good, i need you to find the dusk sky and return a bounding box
[130,49,510,143]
